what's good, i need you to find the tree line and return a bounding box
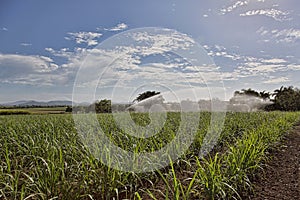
[67,99,114,113]
[234,86,300,111]
[68,91,160,113]
[67,87,300,113]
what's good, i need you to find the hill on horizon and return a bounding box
[0,100,73,107]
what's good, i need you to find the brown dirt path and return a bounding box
[249,125,300,200]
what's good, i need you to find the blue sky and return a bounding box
[0,0,300,103]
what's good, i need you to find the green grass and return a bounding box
[0,110,30,115]
[0,107,66,115]
[0,112,299,199]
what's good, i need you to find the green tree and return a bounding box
[259,91,270,101]
[234,88,260,97]
[273,86,284,98]
[65,106,72,112]
[95,99,112,113]
[273,86,300,111]
[241,88,260,97]
[133,91,161,103]
[234,86,300,111]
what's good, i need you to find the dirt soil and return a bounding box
[139,125,300,200]
[249,125,300,200]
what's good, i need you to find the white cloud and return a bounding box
[240,8,291,21]
[235,60,289,78]
[204,45,244,61]
[219,0,279,15]
[263,77,289,84]
[261,58,287,64]
[202,44,300,84]
[130,30,195,55]
[273,29,300,43]
[45,47,55,53]
[0,54,57,73]
[234,57,300,80]
[65,31,102,46]
[220,1,249,14]
[257,27,300,43]
[65,28,225,101]
[105,23,128,31]
[1,27,8,31]
[43,30,300,102]
[0,54,71,86]
[287,64,300,70]
[256,27,269,36]
[20,43,32,46]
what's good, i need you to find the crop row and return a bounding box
[0,112,299,199]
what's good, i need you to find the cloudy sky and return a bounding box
[0,0,299,103]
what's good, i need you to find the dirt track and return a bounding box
[250,125,300,200]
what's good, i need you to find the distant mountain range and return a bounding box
[0,100,133,107]
[0,100,74,107]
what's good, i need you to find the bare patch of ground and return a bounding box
[249,125,300,200]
